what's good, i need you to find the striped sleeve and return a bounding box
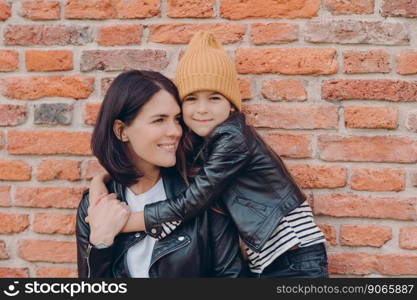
[157,221,182,239]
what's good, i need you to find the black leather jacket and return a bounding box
[76,167,245,278]
[144,113,306,252]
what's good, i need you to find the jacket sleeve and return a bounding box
[208,207,249,278]
[144,128,250,239]
[76,191,115,278]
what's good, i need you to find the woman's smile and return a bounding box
[157,142,178,153]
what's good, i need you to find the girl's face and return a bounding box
[115,89,182,172]
[182,90,233,137]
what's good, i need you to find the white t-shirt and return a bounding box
[125,178,166,278]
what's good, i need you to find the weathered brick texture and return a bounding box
[0,0,415,278]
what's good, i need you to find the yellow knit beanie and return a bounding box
[175,31,242,111]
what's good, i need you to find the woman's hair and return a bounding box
[91,70,186,186]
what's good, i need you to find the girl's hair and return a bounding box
[91,70,186,186]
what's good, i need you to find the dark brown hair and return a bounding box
[91,70,186,186]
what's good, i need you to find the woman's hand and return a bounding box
[89,172,111,205]
[88,193,130,246]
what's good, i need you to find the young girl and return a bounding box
[89,32,328,278]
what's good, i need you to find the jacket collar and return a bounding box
[108,167,187,203]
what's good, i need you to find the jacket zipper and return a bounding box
[86,244,93,278]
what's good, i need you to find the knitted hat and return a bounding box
[175,31,242,111]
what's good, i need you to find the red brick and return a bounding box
[112,0,160,18]
[0,159,31,181]
[81,50,168,72]
[0,186,11,207]
[305,20,409,45]
[236,48,337,75]
[376,255,417,276]
[83,160,106,180]
[317,225,337,246]
[340,225,392,247]
[243,104,338,129]
[344,106,398,129]
[0,213,29,234]
[318,135,417,163]
[261,79,307,102]
[168,0,214,18]
[325,0,374,15]
[4,25,93,46]
[251,23,298,45]
[15,187,86,209]
[322,79,417,102]
[36,267,77,278]
[0,1,11,20]
[19,240,76,263]
[397,50,417,75]
[288,164,346,189]
[263,133,312,159]
[381,0,417,17]
[330,252,417,275]
[37,159,81,181]
[1,75,94,100]
[351,167,405,192]
[220,0,320,20]
[343,50,390,74]
[8,130,92,155]
[0,268,29,278]
[329,252,375,275]
[149,24,245,44]
[0,104,27,126]
[33,213,76,235]
[0,50,18,72]
[20,1,60,20]
[314,193,417,220]
[84,103,101,126]
[238,78,252,100]
[0,240,7,259]
[399,227,417,250]
[0,131,3,150]
[98,25,142,46]
[25,50,73,72]
[65,0,113,19]
[65,0,160,19]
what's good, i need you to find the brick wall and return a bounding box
[0,0,416,278]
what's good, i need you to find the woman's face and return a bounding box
[116,89,182,171]
[182,90,233,137]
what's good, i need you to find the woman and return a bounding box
[76,70,245,278]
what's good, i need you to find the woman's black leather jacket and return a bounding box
[76,167,245,278]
